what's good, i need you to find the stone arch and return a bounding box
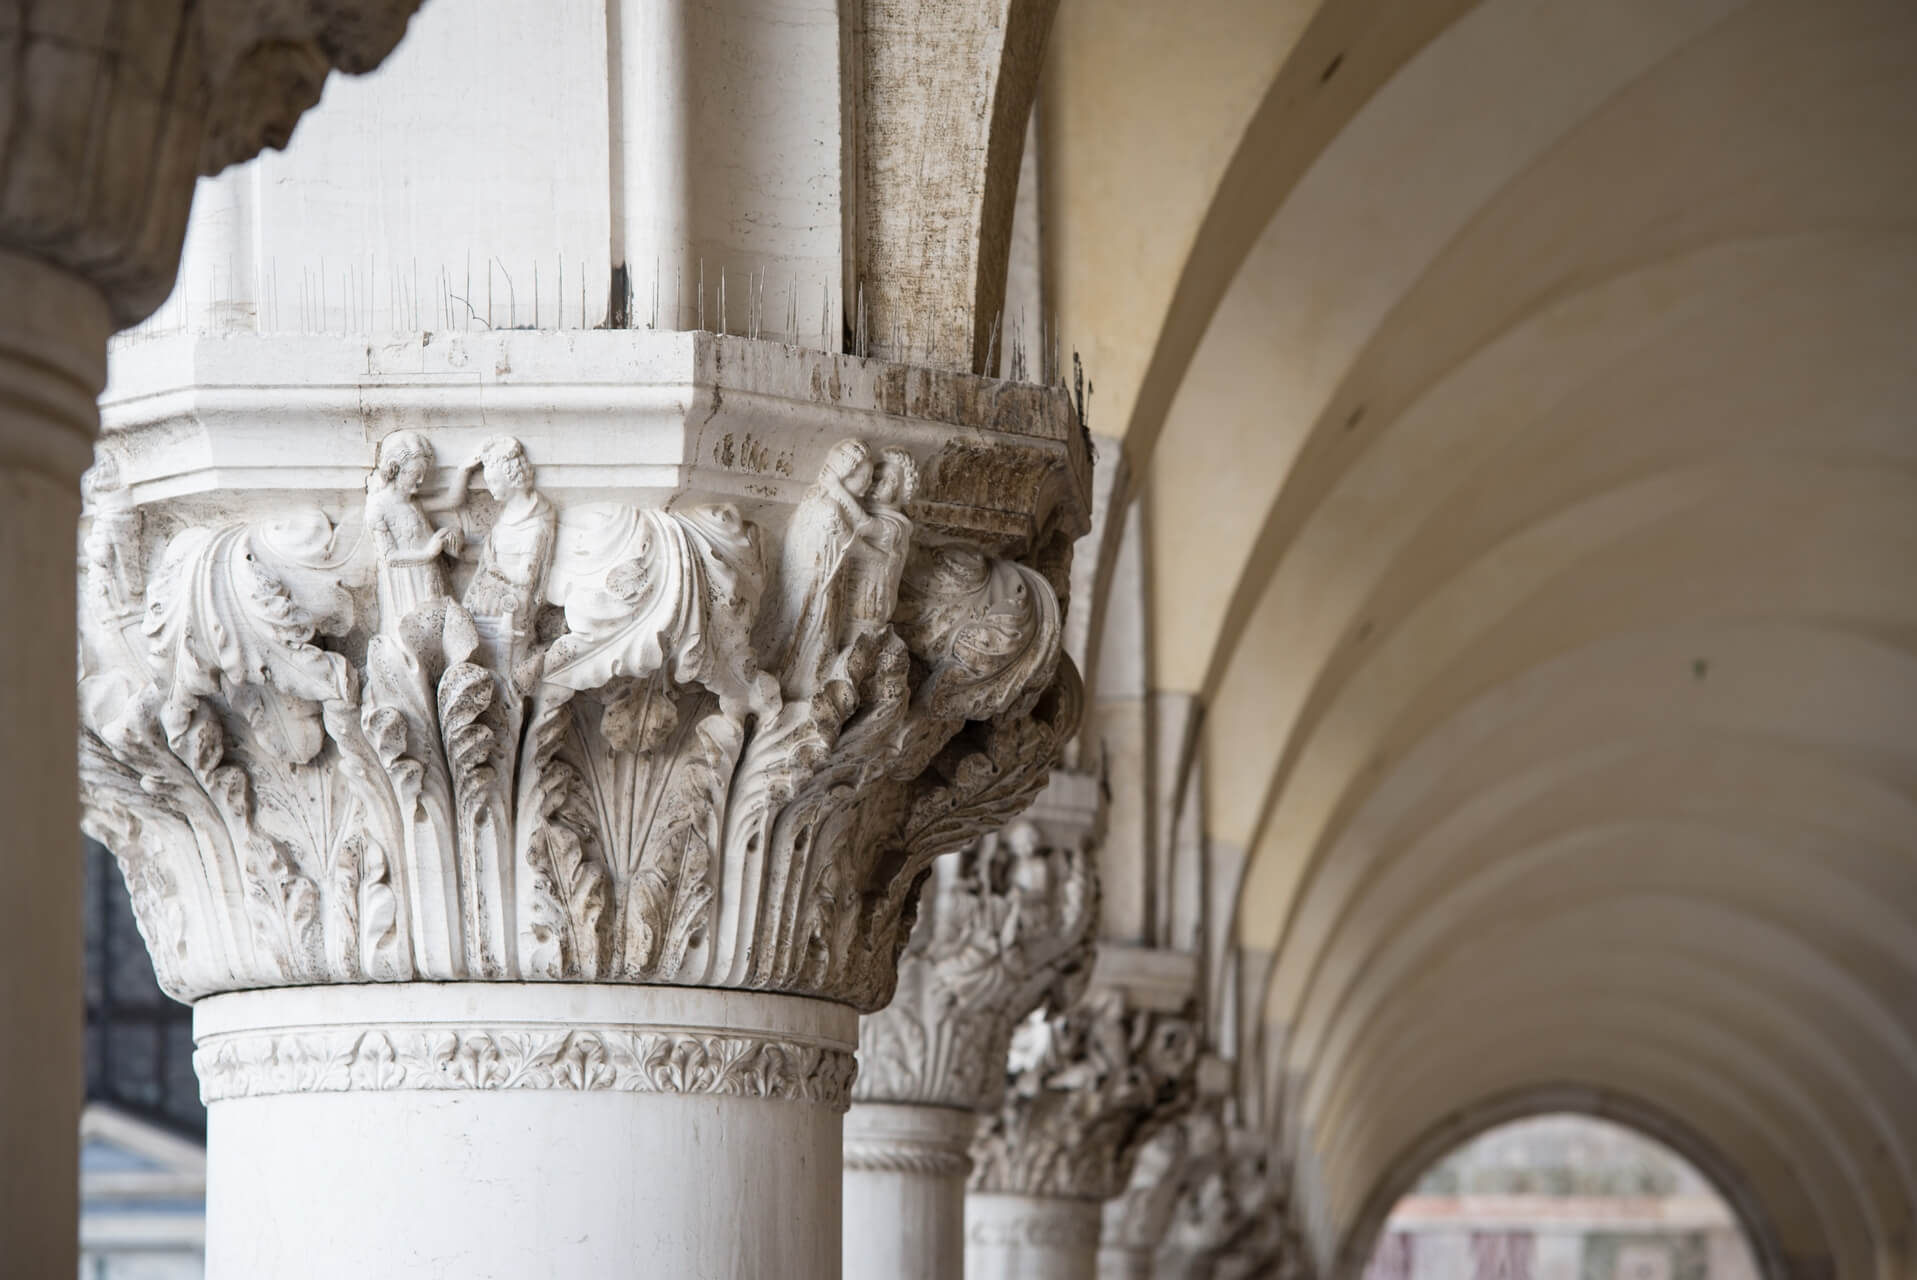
[1331,1086,1798,1280]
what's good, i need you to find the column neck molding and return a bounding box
[843,1101,978,1177]
[194,982,858,1109]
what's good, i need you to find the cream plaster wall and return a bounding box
[1042,0,1917,1271]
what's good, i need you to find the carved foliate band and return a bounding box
[854,800,1098,1111]
[79,431,1079,1012]
[195,1024,857,1110]
[969,989,1200,1201]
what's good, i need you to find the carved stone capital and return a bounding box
[1157,1126,1286,1279]
[1100,1103,1230,1256]
[0,0,425,325]
[967,981,1200,1201]
[854,768,1100,1110]
[79,332,1089,1013]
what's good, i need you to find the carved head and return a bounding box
[1003,821,1055,904]
[869,447,919,509]
[373,430,436,497]
[822,438,874,496]
[82,449,123,501]
[477,435,532,500]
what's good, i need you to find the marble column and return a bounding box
[0,3,423,1269]
[846,770,1102,1280]
[966,957,1201,1280]
[79,332,1089,1277]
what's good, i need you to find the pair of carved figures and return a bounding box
[363,432,554,685]
[77,429,1074,1012]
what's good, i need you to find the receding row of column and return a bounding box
[836,776,1302,1280]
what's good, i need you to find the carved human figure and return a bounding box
[364,430,475,643]
[773,438,874,697]
[81,450,144,620]
[1001,820,1060,943]
[463,435,556,681]
[843,446,916,641]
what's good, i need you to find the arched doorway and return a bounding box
[1364,1113,1760,1280]
[1341,1089,1790,1280]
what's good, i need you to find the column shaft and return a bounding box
[0,250,112,1275]
[610,0,846,342]
[1095,1245,1156,1279]
[197,983,854,1279]
[966,1192,1103,1280]
[844,1101,976,1280]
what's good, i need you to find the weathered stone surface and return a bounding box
[969,982,1199,1202]
[79,331,1091,1011]
[856,768,1100,1110]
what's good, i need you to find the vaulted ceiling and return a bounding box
[1042,0,1917,1273]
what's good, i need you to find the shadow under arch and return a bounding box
[1330,1082,1809,1280]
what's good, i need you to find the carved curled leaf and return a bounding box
[525,815,612,980]
[895,546,1062,723]
[326,834,363,978]
[544,506,773,718]
[239,830,326,984]
[357,836,406,981]
[142,523,351,764]
[520,692,611,979]
[437,662,498,801]
[623,714,735,979]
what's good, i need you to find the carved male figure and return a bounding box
[463,435,556,681]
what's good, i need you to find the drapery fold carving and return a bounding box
[79,430,1079,1011]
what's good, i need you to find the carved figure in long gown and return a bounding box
[842,447,916,645]
[771,439,873,698]
[81,449,143,621]
[462,435,555,684]
[1001,820,1061,945]
[364,429,477,655]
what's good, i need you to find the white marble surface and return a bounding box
[197,983,854,1280]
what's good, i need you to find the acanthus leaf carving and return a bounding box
[968,988,1201,1202]
[78,428,1079,1010]
[855,799,1100,1112]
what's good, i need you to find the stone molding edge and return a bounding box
[965,1199,1104,1250]
[842,1142,973,1178]
[195,1024,858,1110]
